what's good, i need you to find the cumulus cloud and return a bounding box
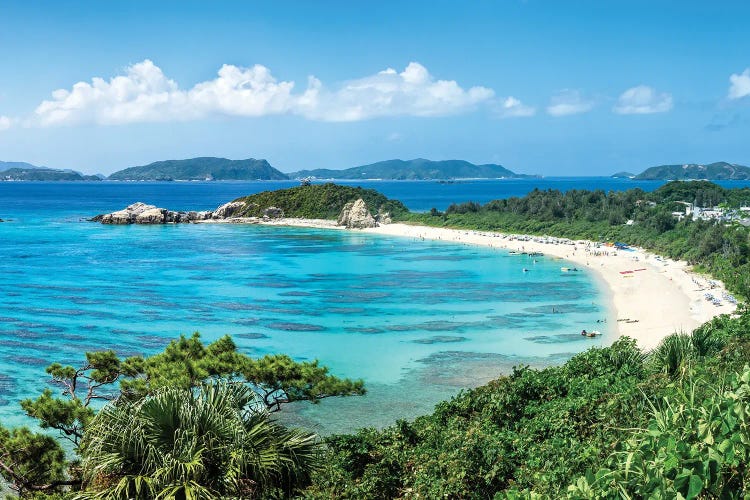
[546,90,594,117]
[33,60,495,125]
[496,96,535,118]
[613,85,673,114]
[728,68,750,99]
[0,115,10,131]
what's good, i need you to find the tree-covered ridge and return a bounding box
[290,158,532,180]
[634,161,750,180]
[231,182,409,219]
[107,157,288,181]
[407,181,750,298]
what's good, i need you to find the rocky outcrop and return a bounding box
[263,206,284,219]
[96,202,212,225]
[212,201,247,219]
[375,208,392,225]
[337,198,377,229]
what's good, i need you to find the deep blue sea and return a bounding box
[2,178,750,434]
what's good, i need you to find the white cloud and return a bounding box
[34,60,495,125]
[0,115,10,131]
[613,85,673,114]
[293,62,494,121]
[728,68,750,99]
[496,96,535,118]
[546,90,594,117]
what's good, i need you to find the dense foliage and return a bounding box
[76,383,317,499]
[232,183,409,219]
[306,312,750,498]
[0,333,364,498]
[407,181,750,298]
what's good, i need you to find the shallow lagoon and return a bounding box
[0,180,623,432]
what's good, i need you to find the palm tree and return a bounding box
[650,332,695,378]
[75,382,319,499]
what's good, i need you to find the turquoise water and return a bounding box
[0,180,631,433]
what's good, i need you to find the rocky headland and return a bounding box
[94,198,387,229]
[92,183,405,228]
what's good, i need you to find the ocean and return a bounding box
[1,178,748,434]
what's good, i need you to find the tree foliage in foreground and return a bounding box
[1,333,364,498]
[20,333,364,446]
[75,383,318,499]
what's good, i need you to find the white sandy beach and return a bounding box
[227,217,737,350]
[362,223,737,350]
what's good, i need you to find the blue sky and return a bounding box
[0,1,749,175]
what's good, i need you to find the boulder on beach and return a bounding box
[337,198,377,229]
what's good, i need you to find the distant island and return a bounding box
[290,158,534,180]
[633,161,750,180]
[611,171,635,179]
[107,157,288,181]
[0,161,101,181]
[2,156,537,181]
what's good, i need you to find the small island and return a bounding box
[1,161,101,181]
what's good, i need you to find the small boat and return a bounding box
[522,268,529,272]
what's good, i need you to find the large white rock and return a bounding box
[135,207,168,224]
[338,198,377,229]
[212,201,246,219]
[101,202,157,224]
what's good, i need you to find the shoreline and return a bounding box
[229,217,737,350]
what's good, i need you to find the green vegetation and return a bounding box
[290,158,532,180]
[231,182,409,219]
[107,157,288,181]
[306,314,750,498]
[0,333,364,498]
[77,383,318,499]
[407,181,750,298]
[634,161,750,180]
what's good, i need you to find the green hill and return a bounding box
[634,161,750,180]
[291,158,531,180]
[0,167,100,181]
[108,157,288,181]
[230,183,409,219]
